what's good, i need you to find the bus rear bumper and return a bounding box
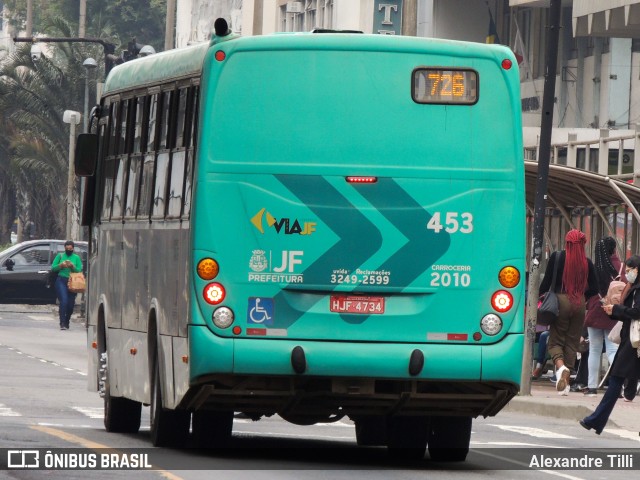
[185,326,522,419]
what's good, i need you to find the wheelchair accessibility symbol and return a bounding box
[248,297,274,325]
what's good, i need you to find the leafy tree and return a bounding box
[4,0,166,53]
[0,18,95,239]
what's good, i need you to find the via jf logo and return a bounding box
[251,208,316,235]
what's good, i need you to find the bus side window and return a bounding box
[112,98,136,221]
[175,88,188,149]
[182,150,194,218]
[167,88,189,218]
[122,98,143,219]
[147,94,158,153]
[152,152,170,218]
[167,151,185,218]
[158,91,172,151]
[99,101,117,221]
[137,94,158,219]
[182,86,199,219]
[117,99,129,156]
[111,157,127,220]
[138,153,155,219]
[124,155,142,218]
[132,97,145,154]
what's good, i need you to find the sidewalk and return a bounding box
[507,373,640,432]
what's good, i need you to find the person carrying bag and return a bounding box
[51,240,83,330]
[538,230,598,396]
[580,255,640,435]
[583,237,625,396]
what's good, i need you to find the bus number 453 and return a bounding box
[427,212,473,234]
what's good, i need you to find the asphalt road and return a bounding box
[0,304,638,479]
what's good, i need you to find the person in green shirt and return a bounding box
[51,240,83,330]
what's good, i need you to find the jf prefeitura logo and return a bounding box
[4,449,152,470]
[251,208,316,235]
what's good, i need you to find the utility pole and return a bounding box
[26,0,33,36]
[521,0,563,395]
[165,0,176,50]
[252,0,264,36]
[79,0,87,37]
[401,0,417,36]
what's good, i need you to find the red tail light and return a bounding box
[203,283,225,305]
[491,290,513,313]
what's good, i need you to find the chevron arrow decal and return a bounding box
[272,174,382,328]
[357,178,451,287]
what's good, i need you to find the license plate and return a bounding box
[330,296,385,314]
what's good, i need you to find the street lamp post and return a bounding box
[13,36,117,80]
[63,111,81,239]
[82,58,97,133]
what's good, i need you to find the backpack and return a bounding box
[604,279,626,305]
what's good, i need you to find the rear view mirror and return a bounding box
[4,258,15,271]
[75,133,98,177]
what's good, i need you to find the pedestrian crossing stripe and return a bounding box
[606,429,640,442]
[487,424,576,439]
[0,404,20,417]
[71,407,103,419]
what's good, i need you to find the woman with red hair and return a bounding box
[539,229,598,395]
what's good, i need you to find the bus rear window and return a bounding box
[412,68,478,105]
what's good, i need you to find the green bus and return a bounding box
[77,19,524,461]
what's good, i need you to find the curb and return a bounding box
[505,394,622,430]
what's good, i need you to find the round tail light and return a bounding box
[203,282,225,305]
[491,290,513,313]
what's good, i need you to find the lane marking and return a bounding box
[31,425,183,480]
[0,343,86,376]
[72,407,103,419]
[235,430,354,441]
[0,403,21,417]
[471,441,546,447]
[487,424,576,439]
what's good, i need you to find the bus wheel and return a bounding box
[354,416,387,446]
[100,351,141,433]
[427,416,471,462]
[192,410,233,448]
[150,357,190,447]
[386,416,428,460]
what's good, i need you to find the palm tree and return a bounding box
[0,18,102,240]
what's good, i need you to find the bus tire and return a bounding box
[354,416,387,446]
[386,416,428,460]
[427,416,471,462]
[192,410,233,448]
[150,356,190,447]
[101,351,141,433]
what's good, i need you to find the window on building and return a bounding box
[305,0,317,30]
[321,0,333,29]
[280,0,324,32]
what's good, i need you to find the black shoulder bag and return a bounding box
[537,253,560,326]
[46,254,60,289]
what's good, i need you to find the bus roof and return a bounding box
[103,33,515,95]
[103,42,210,94]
